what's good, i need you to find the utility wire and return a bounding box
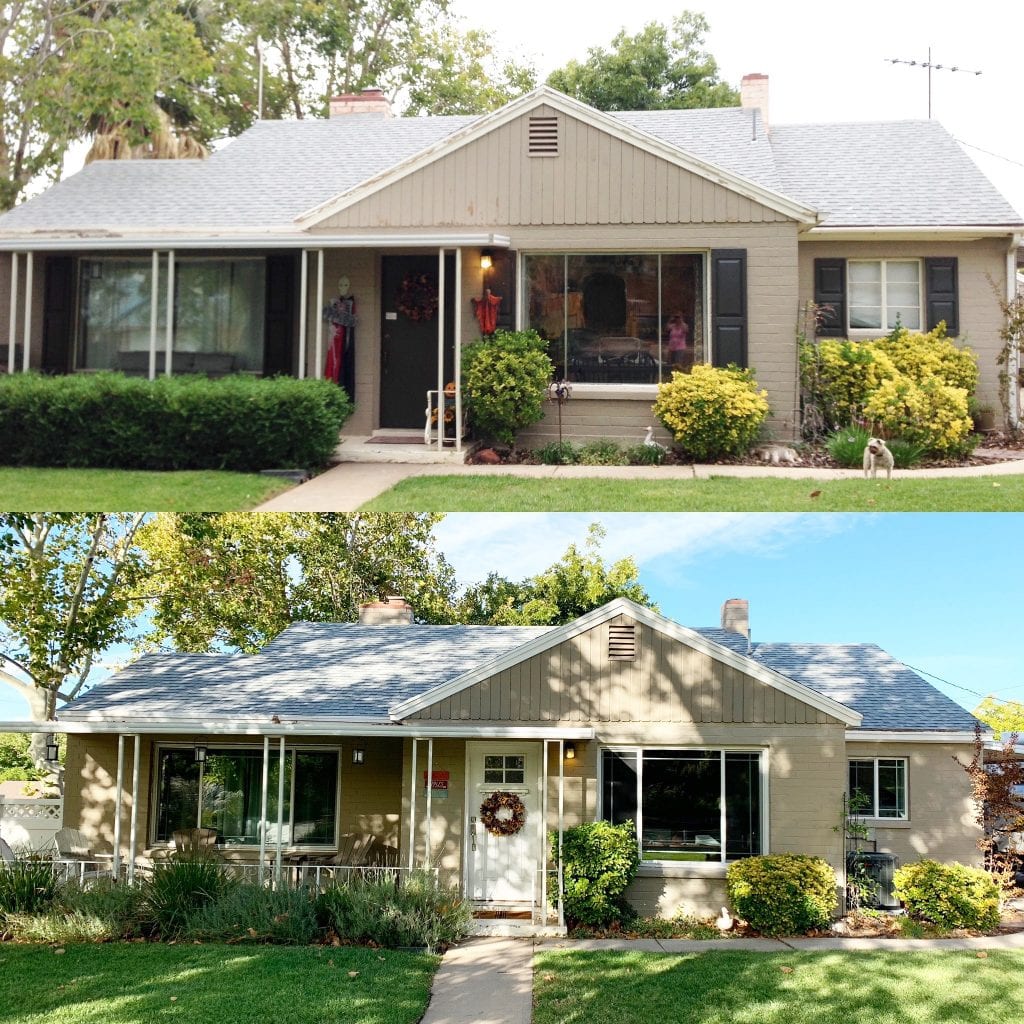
[953,137,1024,170]
[902,661,1024,707]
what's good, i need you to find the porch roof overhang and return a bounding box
[0,231,513,253]
[0,718,595,740]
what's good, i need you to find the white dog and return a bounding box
[863,437,894,480]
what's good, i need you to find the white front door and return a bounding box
[466,743,541,903]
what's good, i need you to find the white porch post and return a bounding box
[408,738,418,870]
[128,734,141,885]
[298,249,308,379]
[541,739,549,923]
[112,734,125,880]
[454,248,462,453]
[425,738,433,866]
[436,249,445,450]
[21,252,32,372]
[164,250,175,377]
[8,251,18,374]
[149,251,160,380]
[258,736,269,884]
[314,249,325,379]
[557,739,565,928]
[275,736,286,885]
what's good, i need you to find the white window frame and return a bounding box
[518,250,711,388]
[152,742,342,851]
[598,745,769,865]
[848,756,908,820]
[847,258,923,335]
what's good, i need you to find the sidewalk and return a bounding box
[255,455,1024,512]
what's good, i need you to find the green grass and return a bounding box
[362,474,1024,511]
[0,943,437,1024]
[533,949,1024,1024]
[0,468,291,511]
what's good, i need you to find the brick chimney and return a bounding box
[720,599,749,640]
[329,87,393,119]
[740,73,769,134]
[358,595,413,625]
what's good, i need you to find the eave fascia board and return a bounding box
[390,597,862,727]
[0,232,513,253]
[296,85,819,230]
[800,225,1024,242]
[846,729,985,743]
[6,718,595,740]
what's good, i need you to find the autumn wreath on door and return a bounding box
[479,791,527,836]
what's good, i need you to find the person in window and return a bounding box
[667,313,690,368]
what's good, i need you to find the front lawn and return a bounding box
[0,468,292,511]
[0,943,437,1024]
[362,474,1024,511]
[533,949,1024,1024]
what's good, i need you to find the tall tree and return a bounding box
[546,12,738,111]
[0,514,148,763]
[974,696,1024,740]
[139,512,457,652]
[457,523,654,625]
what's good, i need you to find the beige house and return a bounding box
[0,77,1020,449]
[45,596,981,929]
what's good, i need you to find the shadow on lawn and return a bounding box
[532,950,1024,1024]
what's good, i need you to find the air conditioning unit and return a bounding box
[846,851,900,910]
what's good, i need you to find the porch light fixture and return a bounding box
[564,742,576,761]
[193,744,207,765]
[45,741,59,762]
[479,250,493,271]
[352,748,365,765]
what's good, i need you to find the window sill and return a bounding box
[861,818,911,829]
[638,861,728,879]
[566,383,660,401]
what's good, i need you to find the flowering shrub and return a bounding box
[874,323,979,394]
[462,330,553,445]
[653,365,769,460]
[801,339,896,429]
[863,377,974,455]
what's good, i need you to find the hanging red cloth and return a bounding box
[471,289,502,335]
[325,322,345,382]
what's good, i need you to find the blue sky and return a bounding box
[1,513,1020,722]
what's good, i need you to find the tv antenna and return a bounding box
[886,47,982,118]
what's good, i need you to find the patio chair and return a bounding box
[172,827,220,856]
[54,827,98,861]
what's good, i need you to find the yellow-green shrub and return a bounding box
[726,854,837,936]
[863,375,973,455]
[653,365,769,460]
[874,323,979,395]
[893,860,1000,931]
[802,339,897,427]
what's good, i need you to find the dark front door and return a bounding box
[380,254,454,428]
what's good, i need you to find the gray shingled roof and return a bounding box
[769,120,1022,226]
[59,620,977,733]
[0,102,1019,235]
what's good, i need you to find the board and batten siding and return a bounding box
[407,615,841,727]
[314,106,792,231]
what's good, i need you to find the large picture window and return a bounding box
[601,748,762,863]
[848,757,907,819]
[78,256,266,373]
[524,253,704,384]
[848,260,921,331]
[155,746,339,847]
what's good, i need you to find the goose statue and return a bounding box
[716,907,734,932]
[642,426,668,452]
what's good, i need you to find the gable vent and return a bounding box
[608,624,636,660]
[528,116,559,157]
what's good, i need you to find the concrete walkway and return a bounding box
[419,931,1024,1024]
[255,455,1024,512]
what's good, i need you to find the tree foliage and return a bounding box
[546,12,738,111]
[974,696,1024,740]
[456,523,654,625]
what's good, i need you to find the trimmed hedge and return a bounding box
[727,854,838,936]
[893,860,1001,931]
[0,373,352,471]
[555,819,640,928]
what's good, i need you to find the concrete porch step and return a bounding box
[334,432,468,465]
[468,917,567,938]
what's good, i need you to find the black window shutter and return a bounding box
[924,257,958,335]
[813,258,846,337]
[264,253,297,376]
[711,249,747,368]
[41,255,75,373]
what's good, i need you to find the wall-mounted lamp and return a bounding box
[479,250,493,271]
[352,748,366,765]
[193,744,207,765]
[564,742,576,761]
[45,741,59,762]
